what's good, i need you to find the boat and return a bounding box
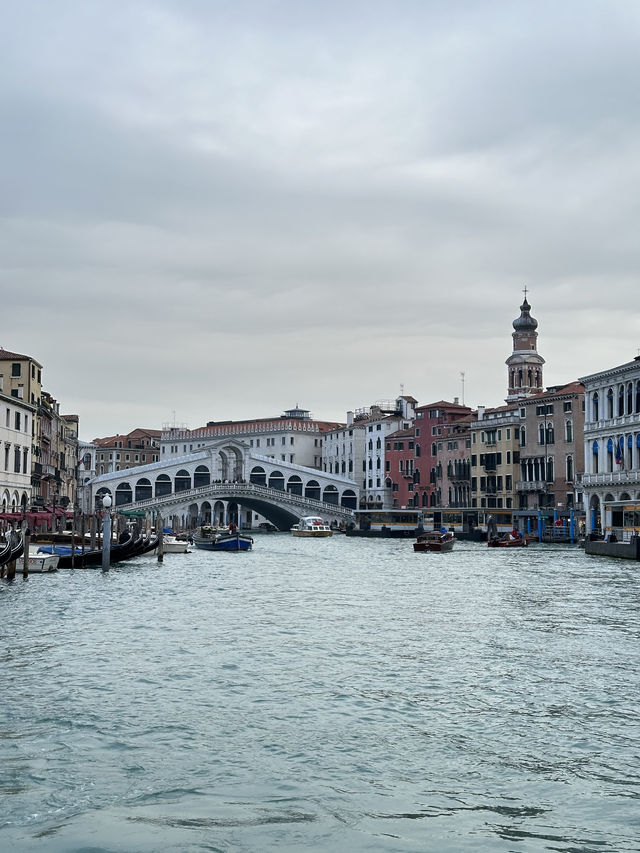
[193,529,253,552]
[291,517,333,537]
[0,532,24,567]
[154,535,190,554]
[487,530,528,548]
[346,509,425,538]
[37,532,159,568]
[413,530,455,552]
[28,552,60,573]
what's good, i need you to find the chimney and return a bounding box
[347,411,354,426]
[453,397,459,405]
[477,406,485,421]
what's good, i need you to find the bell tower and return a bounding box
[505,289,545,402]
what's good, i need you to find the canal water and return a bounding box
[1,536,639,852]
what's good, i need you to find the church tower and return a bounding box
[505,291,545,402]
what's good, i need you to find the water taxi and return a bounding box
[291,517,333,537]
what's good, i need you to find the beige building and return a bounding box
[470,405,521,513]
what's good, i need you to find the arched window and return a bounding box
[565,420,573,443]
[249,466,266,485]
[304,480,320,501]
[636,381,640,414]
[341,489,357,509]
[566,456,573,482]
[135,478,152,502]
[287,475,303,495]
[268,470,285,491]
[546,458,554,482]
[628,383,633,415]
[376,438,381,449]
[115,482,133,506]
[546,422,554,445]
[193,465,210,488]
[593,391,599,421]
[323,485,339,505]
[520,426,526,447]
[155,474,171,497]
[592,440,599,474]
[174,469,191,492]
[618,385,625,417]
[607,388,614,419]
[539,423,545,445]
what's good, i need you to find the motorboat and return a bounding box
[487,531,528,548]
[193,529,253,552]
[28,552,60,573]
[291,517,333,537]
[413,530,455,552]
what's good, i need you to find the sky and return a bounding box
[2,0,639,442]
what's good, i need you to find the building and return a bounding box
[470,405,521,512]
[160,407,340,472]
[580,356,640,534]
[0,391,35,513]
[360,397,416,508]
[515,381,585,529]
[93,428,161,476]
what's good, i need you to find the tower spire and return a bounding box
[505,292,545,403]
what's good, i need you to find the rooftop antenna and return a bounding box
[460,371,465,406]
[400,383,404,397]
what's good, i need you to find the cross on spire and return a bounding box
[522,285,528,300]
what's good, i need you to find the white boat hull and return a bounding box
[28,554,60,573]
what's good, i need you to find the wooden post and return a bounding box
[81,513,86,554]
[157,514,164,563]
[22,522,29,578]
[6,528,16,580]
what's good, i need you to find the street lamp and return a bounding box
[101,493,112,572]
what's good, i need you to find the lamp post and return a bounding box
[101,494,112,572]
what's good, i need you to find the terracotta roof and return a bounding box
[0,346,41,365]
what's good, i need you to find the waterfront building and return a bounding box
[470,405,521,511]
[33,392,79,509]
[160,406,340,472]
[76,439,98,514]
[0,390,35,513]
[580,356,640,534]
[384,400,472,510]
[359,397,416,508]
[93,428,161,476]
[515,381,585,529]
[433,415,473,509]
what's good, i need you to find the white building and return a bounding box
[160,407,340,471]
[580,356,640,534]
[0,391,35,513]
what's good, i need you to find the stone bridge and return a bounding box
[89,440,358,530]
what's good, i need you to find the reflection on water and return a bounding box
[1,538,639,852]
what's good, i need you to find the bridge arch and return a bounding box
[175,469,191,492]
[305,480,320,501]
[323,484,339,505]
[287,475,303,495]
[194,465,210,488]
[156,474,171,497]
[268,470,285,491]
[250,466,266,485]
[115,482,132,506]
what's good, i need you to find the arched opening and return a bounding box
[268,470,285,491]
[200,501,212,525]
[175,469,191,492]
[340,489,357,509]
[194,465,210,488]
[155,474,171,497]
[287,475,303,495]
[213,500,226,526]
[135,478,152,502]
[592,391,599,421]
[323,485,339,505]
[305,480,321,501]
[250,466,266,485]
[115,482,133,506]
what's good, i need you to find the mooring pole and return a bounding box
[101,495,112,572]
[157,514,164,563]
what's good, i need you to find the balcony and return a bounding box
[517,480,547,492]
[581,471,640,487]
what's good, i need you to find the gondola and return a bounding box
[37,531,143,568]
[0,532,24,568]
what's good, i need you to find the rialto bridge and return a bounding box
[88,440,357,531]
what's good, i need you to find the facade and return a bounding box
[434,416,473,509]
[580,356,640,534]
[360,397,416,508]
[470,405,521,511]
[93,428,161,476]
[516,382,585,525]
[0,391,35,513]
[160,407,340,471]
[384,400,472,510]
[0,347,43,406]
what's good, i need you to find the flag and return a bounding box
[615,437,623,466]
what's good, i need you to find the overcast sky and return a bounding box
[2,0,639,441]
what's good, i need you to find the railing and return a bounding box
[581,471,640,486]
[110,481,355,518]
[516,480,547,492]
